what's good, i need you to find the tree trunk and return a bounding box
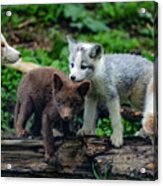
[1,136,157,180]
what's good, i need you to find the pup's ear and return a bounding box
[89,44,103,59]
[77,81,90,97]
[53,73,63,93]
[67,35,77,52]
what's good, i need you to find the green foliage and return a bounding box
[1,4,61,29]
[96,118,112,136]
[18,47,69,74]
[96,117,141,137]
[1,67,22,131]
[121,118,141,137]
[1,1,156,135]
[93,30,140,53]
[62,4,108,32]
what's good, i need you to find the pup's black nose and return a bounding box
[19,53,22,58]
[63,116,69,121]
[70,76,76,81]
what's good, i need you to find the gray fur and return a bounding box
[67,38,154,147]
[101,54,153,109]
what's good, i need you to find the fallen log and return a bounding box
[1,136,157,180]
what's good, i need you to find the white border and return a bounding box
[1,0,163,186]
[0,0,158,5]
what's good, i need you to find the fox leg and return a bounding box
[15,98,33,137]
[107,96,123,147]
[42,113,56,163]
[142,78,156,135]
[30,111,42,136]
[77,97,97,135]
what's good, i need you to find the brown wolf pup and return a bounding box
[15,67,90,163]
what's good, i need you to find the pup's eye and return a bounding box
[70,102,74,107]
[58,100,65,105]
[81,65,87,70]
[75,102,82,107]
[70,101,81,108]
[71,63,74,68]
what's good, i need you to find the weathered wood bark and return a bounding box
[1,137,157,180]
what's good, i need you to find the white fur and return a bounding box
[77,97,97,135]
[107,97,123,147]
[144,78,154,115]
[1,33,21,64]
[77,57,123,147]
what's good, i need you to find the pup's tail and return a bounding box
[142,78,156,135]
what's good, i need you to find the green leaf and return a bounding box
[83,17,108,32]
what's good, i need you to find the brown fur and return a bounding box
[142,78,155,135]
[15,67,90,162]
[143,113,155,135]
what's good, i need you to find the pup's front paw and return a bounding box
[111,130,123,147]
[16,129,28,138]
[52,129,63,137]
[45,154,57,165]
[77,127,95,136]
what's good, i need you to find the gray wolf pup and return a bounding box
[1,33,21,64]
[15,67,90,162]
[67,36,155,147]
